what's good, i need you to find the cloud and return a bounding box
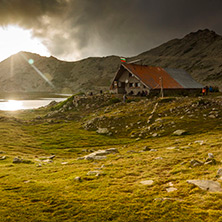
[0,0,222,61]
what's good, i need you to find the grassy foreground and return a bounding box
[0,94,222,222]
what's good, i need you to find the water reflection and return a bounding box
[0,98,66,111]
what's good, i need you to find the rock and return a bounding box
[154,157,163,160]
[143,146,151,151]
[106,148,119,154]
[74,177,81,182]
[166,147,176,150]
[217,168,222,177]
[166,187,178,193]
[0,156,6,160]
[24,180,31,184]
[209,115,216,119]
[140,180,154,185]
[208,153,214,159]
[77,157,85,160]
[173,130,187,136]
[13,157,23,163]
[61,162,68,165]
[96,128,109,134]
[92,156,107,160]
[194,140,204,145]
[168,182,174,187]
[42,159,53,163]
[152,133,158,137]
[190,159,204,167]
[150,149,157,152]
[48,155,56,159]
[87,171,103,176]
[205,158,216,165]
[82,148,118,160]
[187,180,222,192]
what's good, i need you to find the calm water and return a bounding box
[0,93,71,111]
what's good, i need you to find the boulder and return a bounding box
[187,180,222,192]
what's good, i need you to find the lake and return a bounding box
[0,92,71,111]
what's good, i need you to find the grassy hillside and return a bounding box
[0,93,222,221]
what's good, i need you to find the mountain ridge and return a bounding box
[0,29,221,93]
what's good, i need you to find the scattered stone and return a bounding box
[42,159,53,163]
[166,147,176,150]
[92,156,107,160]
[208,153,214,159]
[74,177,81,182]
[140,180,154,185]
[36,163,42,167]
[150,149,157,152]
[168,182,174,187]
[87,171,103,177]
[106,148,119,154]
[96,128,109,134]
[0,156,6,160]
[135,138,141,141]
[77,157,84,160]
[154,157,163,160]
[217,168,222,177]
[209,115,216,119]
[48,155,56,159]
[13,157,23,163]
[143,146,151,151]
[61,162,68,165]
[80,148,119,160]
[166,187,178,193]
[152,133,158,137]
[190,159,204,167]
[24,180,31,184]
[194,140,204,145]
[187,180,222,192]
[173,130,187,136]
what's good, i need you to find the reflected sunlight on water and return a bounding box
[0,98,66,111]
[1,100,23,111]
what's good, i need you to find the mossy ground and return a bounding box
[0,94,221,221]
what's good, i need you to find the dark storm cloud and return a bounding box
[0,0,222,60]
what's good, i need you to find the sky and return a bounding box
[0,0,222,62]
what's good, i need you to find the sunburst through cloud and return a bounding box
[0,25,50,62]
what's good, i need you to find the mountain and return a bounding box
[0,29,221,93]
[134,29,222,90]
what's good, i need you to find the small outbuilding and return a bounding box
[110,63,203,96]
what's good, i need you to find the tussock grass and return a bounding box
[0,95,221,221]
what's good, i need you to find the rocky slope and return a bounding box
[0,29,221,93]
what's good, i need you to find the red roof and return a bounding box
[123,63,183,89]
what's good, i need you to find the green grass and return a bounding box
[0,94,221,221]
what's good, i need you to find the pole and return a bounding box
[160,77,164,98]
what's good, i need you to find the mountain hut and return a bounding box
[110,63,203,96]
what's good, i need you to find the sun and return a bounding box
[0,25,50,62]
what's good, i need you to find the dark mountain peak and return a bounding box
[184,29,220,41]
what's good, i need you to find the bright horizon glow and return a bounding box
[0,25,50,62]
